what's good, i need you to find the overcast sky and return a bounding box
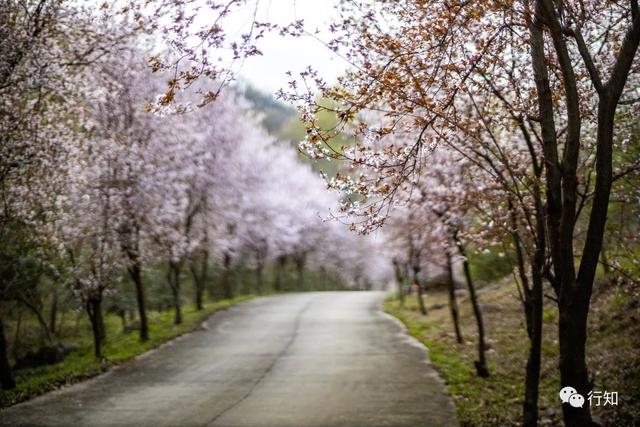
[224,0,347,95]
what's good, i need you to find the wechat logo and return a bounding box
[559,386,585,408]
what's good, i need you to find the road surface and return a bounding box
[0,292,458,427]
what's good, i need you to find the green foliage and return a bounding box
[384,277,640,426]
[467,248,516,283]
[384,293,560,426]
[277,96,355,177]
[241,84,297,135]
[0,221,45,301]
[0,295,253,409]
[240,87,359,189]
[542,308,556,324]
[205,261,348,299]
[0,252,348,409]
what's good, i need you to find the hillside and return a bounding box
[385,276,640,426]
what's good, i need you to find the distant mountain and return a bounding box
[240,84,299,137]
[238,83,347,179]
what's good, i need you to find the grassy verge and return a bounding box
[0,295,254,409]
[384,278,640,426]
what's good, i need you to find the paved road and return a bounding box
[0,292,458,427]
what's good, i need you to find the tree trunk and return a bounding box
[168,262,182,325]
[527,6,588,424]
[195,279,204,310]
[558,295,593,426]
[0,316,16,390]
[510,207,544,427]
[255,264,264,295]
[523,260,544,427]
[190,253,208,311]
[86,296,105,359]
[35,305,52,343]
[129,262,149,341]
[118,310,127,332]
[171,285,182,325]
[294,255,305,290]
[559,14,640,420]
[455,239,489,377]
[274,256,286,292]
[221,252,233,300]
[121,223,148,341]
[49,290,58,336]
[522,182,548,427]
[12,311,22,359]
[392,259,406,306]
[412,265,427,316]
[445,251,463,344]
[57,310,65,337]
[19,297,52,343]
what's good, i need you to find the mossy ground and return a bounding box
[385,278,640,426]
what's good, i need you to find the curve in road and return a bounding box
[0,292,459,427]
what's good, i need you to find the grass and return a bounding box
[385,277,640,426]
[0,295,254,409]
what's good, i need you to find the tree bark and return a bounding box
[527,4,591,424]
[12,311,22,359]
[412,263,427,315]
[527,0,563,294]
[392,259,406,306]
[0,316,16,390]
[129,262,149,341]
[221,252,233,300]
[57,310,65,338]
[120,222,149,340]
[445,251,463,344]
[49,289,58,336]
[274,256,286,292]
[86,295,105,359]
[557,296,593,426]
[190,252,208,311]
[506,179,546,427]
[118,310,127,333]
[167,261,182,325]
[454,238,488,377]
[523,256,544,427]
[18,296,52,343]
[558,15,639,427]
[194,277,204,310]
[255,264,264,295]
[294,254,305,290]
